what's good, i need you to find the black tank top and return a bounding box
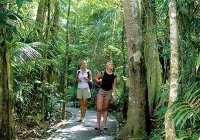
[101,71,116,91]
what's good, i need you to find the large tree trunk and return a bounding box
[61,0,71,119]
[143,0,162,114]
[121,0,147,138]
[164,0,179,139]
[0,31,15,140]
[121,24,128,120]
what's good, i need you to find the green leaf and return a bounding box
[196,53,200,71]
[188,89,200,103]
[0,0,9,3]
[176,111,191,126]
[191,94,200,104]
[8,12,22,21]
[180,112,194,129]
[179,6,189,14]
[184,83,197,100]
[0,36,4,44]
[173,107,191,122]
[16,0,23,8]
[0,23,6,30]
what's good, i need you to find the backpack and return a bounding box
[77,70,92,90]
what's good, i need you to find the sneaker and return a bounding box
[103,127,108,130]
[95,127,100,130]
[103,124,108,130]
[81,118,85,123]
[76,118,82,122]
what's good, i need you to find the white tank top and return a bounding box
[77,69,90,89]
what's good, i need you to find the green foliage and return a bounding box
[150,82,169,139]
[16,0,23,8]
[196,53,200,71]
[170,82,200,138]
[27,114,47,129]
[0,0,198,139]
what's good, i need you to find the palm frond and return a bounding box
[12,42,43,64]
[171,82,200,129]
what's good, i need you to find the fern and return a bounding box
[27,114,47,129]
[171,82,200,130]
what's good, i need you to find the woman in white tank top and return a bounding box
[76,60,92,122]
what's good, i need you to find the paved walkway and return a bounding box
[48,108,118,140]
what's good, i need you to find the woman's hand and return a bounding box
[77,79,82,82]
[84,77,88,81]
[98,79,102,83]
[84,77,92,83]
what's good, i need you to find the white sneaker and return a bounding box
[81,118,85,123]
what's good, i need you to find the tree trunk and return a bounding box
[36,0,47,25]
[164,0,179,139]
[121,0,147,138]
[51,0,60,37]
[121,24,128,120]
[0,31,15,140]
[110,10,117,60]
[73,16,77,47]
[41,0,51,121]
[143,0,162,114]
[61,0,71,120]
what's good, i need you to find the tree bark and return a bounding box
[0,31,15,140]
[41,0,51,121]
[51,0,60,37]
[121,0,147,138]
[110,10,117,60]
[143,0,162,114]
[36,0,47,25]
[73,16,77,47]
[164,0,179,139]
[121,24,128,120]
[61,0,71,120]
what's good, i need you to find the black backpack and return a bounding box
[77,70,92,90]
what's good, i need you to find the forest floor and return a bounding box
[48,107,119,140]
[16,110,72,139]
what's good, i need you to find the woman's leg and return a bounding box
[82,98,87,119]
[96,94,103,128]
[79,99,84,119]
[103,99,110,127]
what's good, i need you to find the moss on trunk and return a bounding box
[120,0,147,139]
[143,0,162,114]
[0,38,15,140]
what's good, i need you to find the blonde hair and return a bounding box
[106,61,113,67]
[80,60,87,66]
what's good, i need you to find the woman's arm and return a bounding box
[95,72,103,82]
[88,72,92,83]
[76,71,81,83]
[83,71,93,83]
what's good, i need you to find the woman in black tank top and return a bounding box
[94,62,117,130]
[101,71,116,91]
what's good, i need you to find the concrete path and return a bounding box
[48,108,118,140]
